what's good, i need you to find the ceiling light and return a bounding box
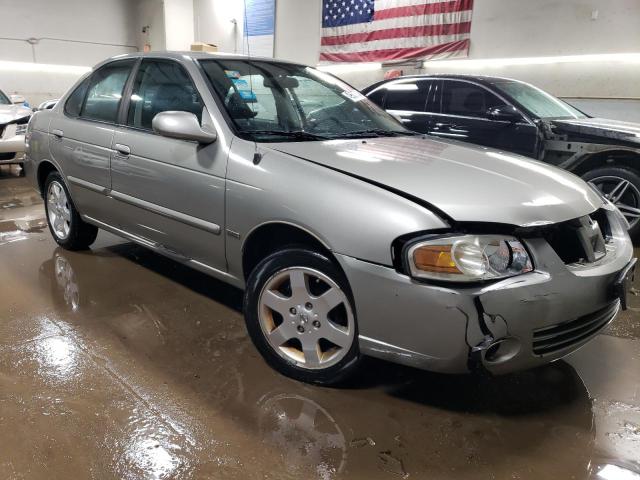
[0,60,91,75]
[423,53,640,69]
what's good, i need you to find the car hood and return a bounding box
[269,136,603,227]
[0,104,31,124]
[550,117,640,145]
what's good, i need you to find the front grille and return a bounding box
[540,210,610,264]
[0,152,16,161]
[532,300,619,355]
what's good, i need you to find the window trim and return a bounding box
[63,58,137,126]
[120,57,205,133]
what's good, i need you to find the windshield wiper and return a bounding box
[246,130,330,141]
[329,129,419,138]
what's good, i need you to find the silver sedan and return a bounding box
[25,52,635,384]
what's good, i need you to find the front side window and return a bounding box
[127,60,204,130]
[199,59,411,142]
[441,80,503,118]
[385,80,433,112]
[81,60,135,123]
[491,79,587,119]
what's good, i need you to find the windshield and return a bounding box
[199,59,412,142]
[0,90,10,105]
[491,80,586,119]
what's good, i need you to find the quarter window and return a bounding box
[64,78,89,117]
[441,81,503,118]
[81,60,135,123]
[127,60,204,130]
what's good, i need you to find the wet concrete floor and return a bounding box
[1,165,639,479]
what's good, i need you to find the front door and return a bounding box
[430,80,538,158]
[110,59,228,271]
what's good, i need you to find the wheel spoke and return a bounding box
[262,290,290,316]
[609,179,630,202]
[617,203,640,218]
[289,270,309,301]
[314,287,343,313]
[302,340,321,367]
[322,322,351,348]
[267,324,294,346]
[61,207,71,222]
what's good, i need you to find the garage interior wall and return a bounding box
[0,0,139,105]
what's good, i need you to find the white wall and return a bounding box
[164,0,195,50]
[274,0,321,65]
[0,0,139,105]
[193,0,245,54]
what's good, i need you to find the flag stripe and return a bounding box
[374,0,473,20]
[375,0,455,9]
[321,33,469,53]
[321,10,472,37]
[319,38,469,62]
[320,21,471,46]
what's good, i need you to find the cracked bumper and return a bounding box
[338,211,634,375]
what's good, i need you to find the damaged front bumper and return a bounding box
[338,210,634,375]
[0,123,26,164]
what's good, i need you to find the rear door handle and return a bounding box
[114,144,131,156]
[434,122,455,129]
[51,129,64,139]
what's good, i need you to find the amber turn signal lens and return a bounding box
[413,245,462,274]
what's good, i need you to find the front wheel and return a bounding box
[583,167,640,238]
[243,248,361,385]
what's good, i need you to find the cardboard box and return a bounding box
[190,42,218,53]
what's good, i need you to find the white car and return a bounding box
[0,89,30,168]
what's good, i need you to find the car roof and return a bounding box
[96,51,304,69]
[361,74,519,93]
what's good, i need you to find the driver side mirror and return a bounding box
[487,105,522,123]
[152,111,217,144]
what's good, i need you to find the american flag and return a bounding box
[320,0,473,63]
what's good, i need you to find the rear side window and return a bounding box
[64,78,89,117]
[81,60,135,123]
[127,60,203,130]
[441,80,502,118]
[385,80,432,112]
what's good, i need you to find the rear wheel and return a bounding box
[244,248,361,385]
[44,171,98,250]
[583,167,640,238]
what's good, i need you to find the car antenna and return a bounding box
[243,0,262,165]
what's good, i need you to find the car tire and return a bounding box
[582,166,640,239]
[244,247,361,385]
[44,171,98,250]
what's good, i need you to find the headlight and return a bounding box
[15,123,28,136]
[407,234,533,282]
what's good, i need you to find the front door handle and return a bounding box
[114,144,131,156]
[51,129,64,139]
[434,122,456,129]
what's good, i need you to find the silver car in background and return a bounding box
[0,89,30,168]
[25,52,635,384]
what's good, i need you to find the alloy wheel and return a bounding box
[589,176,640,229]
[258,267,355,370]
[47,181,72,240]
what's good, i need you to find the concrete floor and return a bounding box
[1,164,639,480]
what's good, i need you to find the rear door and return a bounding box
[110,58,227,271]
[49,59,136,225]
[431,79,538,157]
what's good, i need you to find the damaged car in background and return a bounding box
[363,75,640,237]
[25,53,636,384]
[0,88,30,172]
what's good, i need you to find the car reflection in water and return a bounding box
[36,246,613,479]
